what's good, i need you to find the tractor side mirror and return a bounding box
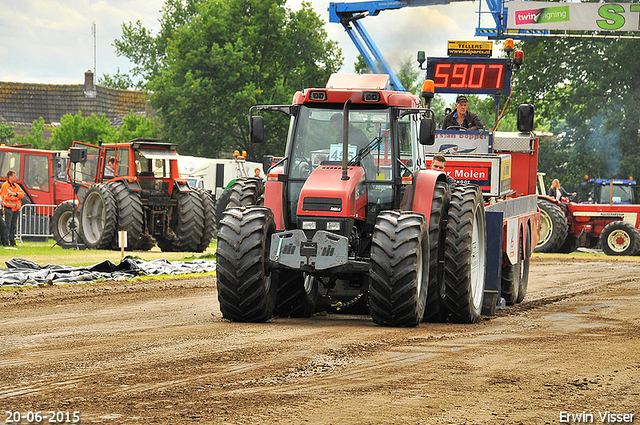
[419,117,436,145]
[250,115,264,144]
[517,104,534,132]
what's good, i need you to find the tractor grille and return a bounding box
[302,197,342,212]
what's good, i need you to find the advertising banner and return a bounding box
[507,1,640,32]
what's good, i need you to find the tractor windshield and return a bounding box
[285,105,417,227]
[288,106,400,181]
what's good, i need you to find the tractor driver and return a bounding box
[330,113,373,175]
[104,157,116,179]
[430,154,457,188]
[442,95,485,131]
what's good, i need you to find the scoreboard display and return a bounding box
[426,57,512,96]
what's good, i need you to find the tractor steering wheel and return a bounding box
[446,125,467,131]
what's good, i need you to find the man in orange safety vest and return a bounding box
[1,170,25,246]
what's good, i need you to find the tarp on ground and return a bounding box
[0,257,216,286]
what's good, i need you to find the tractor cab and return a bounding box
[251,74,434,251]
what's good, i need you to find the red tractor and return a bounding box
[536,175,640,256]
[215,73,539,326]
[52,139,214,252]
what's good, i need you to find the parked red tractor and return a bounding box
[216,70,540,326]
[52,139,214,252]
[536,174,640,256]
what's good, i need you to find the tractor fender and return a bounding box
[403,169,447,225]
[264,165,286,230]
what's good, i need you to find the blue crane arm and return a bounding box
[329,1,471,91]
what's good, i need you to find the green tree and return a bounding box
[0,123,16,144]
[115,112,162,143]
[354,55,371,74]
[99,69,134,90]
[395,56,422,96]
[15,118,49,149]
[50,112,117,150]
[112,0,202,89]
[144,0,342,159]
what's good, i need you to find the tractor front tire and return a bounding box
[79,184,117,250]
[516,226,531,303]
[534,199,568,253]
[599,221,640,256]
[370,210,429,327]
[443,185,487,324]
[216,207,277,322]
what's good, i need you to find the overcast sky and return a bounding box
[0,0,482,86]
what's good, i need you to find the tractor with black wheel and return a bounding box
[216,74,489,326]
[53,139,213,252]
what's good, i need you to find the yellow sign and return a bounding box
[447,41,493,57]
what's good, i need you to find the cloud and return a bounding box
[0,0,163,84]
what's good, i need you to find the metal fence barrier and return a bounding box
[16,204,56,242]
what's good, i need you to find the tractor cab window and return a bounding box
[288,105,393,181]
[0,151,21,178]
[24,154,49,192]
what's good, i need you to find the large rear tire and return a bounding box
[216,207,277,322]
[51,200,80,244]
[443,185,487,324]
[215,177,264,231]
[369,210,429,327]
[194,187,216,252]
[534,198,568,253]
[274,271,318,318]
[107,181,148,250]
[79,184,117,250]
[423,181,451,323]
[599,221,640,256]
[174,190,205,252]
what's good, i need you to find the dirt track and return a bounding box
[1,255,639,424]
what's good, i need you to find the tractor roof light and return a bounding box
[421,79,435,100]
[309,90,327,101]
[233,150,240,158]
[504,38,514,54]
[363,92,381,102]
[514,50,524,66]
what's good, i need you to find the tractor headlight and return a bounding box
[302,221,317,230]
[327,221,341,231]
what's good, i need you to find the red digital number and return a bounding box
[468,64,486,89]
[450,64,468,88]
[489,64,503,89]
[434,63,450,88]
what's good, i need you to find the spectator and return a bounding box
[1,170,25,246]
[548,178,575,201]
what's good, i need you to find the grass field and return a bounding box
[0,239,217,269]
